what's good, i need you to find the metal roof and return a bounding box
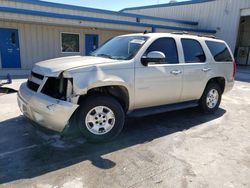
[0,7,217,34]
[8,0,198,26]
[120,0,216,12]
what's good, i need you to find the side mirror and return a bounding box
[141,51,166,66]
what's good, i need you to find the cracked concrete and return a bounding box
[0,69,250,188]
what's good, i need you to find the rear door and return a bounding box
[135,37,183,108]
[180,38,209,102]
[0,28,21,68]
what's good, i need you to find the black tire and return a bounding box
[75,94,125,143]
[199,82,222,113]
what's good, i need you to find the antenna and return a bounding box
[143,30,148,34]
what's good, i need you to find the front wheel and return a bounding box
[199,83,222,113]
[75,95,125,143]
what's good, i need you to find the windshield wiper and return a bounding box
[95,54,113,59]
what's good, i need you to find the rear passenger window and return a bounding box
[206,41,233,62]
[146,37,179,64]
[181,39,206,63]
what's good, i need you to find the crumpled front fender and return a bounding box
[70,67,131,95]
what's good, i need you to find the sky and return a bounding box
[41,0,188,11]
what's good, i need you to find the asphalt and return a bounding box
[0,68,250,188]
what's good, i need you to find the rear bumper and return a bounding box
[17,82,78,132]
[224,80,234,93]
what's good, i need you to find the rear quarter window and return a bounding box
[205,41,233,62]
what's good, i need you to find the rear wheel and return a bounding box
[75,94,125,143]
[199,83,222,113]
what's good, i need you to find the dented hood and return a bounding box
[32,56,119,76]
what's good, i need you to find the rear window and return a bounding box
[181,39,206,63]
[205,41,233,62]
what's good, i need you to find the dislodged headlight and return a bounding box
[41,75,73,101]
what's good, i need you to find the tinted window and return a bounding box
[146,38,179,64]
[181,39,206,63]
[206,41,233,62]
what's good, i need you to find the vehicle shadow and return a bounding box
[0,107,226,184]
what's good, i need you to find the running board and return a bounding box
[128,100,199,117]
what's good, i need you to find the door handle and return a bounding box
[170,70,182,75]
[202,68,211,72]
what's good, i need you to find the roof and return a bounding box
[120,0,216,12]
[0,0,216,34]
[8,0,198,26]
[0,7,216,34]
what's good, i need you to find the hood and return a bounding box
[32,56,119,76]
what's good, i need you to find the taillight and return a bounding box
[233,61,236,80]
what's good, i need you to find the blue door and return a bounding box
[85,34,99,55]
[0,28,21,68]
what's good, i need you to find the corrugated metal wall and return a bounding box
[0,21,129,69]
[124,0,250,52]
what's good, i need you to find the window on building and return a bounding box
[61,33,80,53]
[181,39,206,63]
[145,37,179,64]
[11,32,16,46]
[206,41,233,62]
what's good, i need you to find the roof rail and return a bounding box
[197,34,216,39]
[171,31,189,35]
[171,31,216,39]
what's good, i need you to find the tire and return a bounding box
[75,94,125,143]
[199,82,222,113]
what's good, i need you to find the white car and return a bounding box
[17,33,236,142]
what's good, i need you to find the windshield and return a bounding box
[91,36,148,60]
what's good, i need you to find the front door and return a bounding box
[85,34,99,55]
[135,37,183,108]
[0,28,21,68]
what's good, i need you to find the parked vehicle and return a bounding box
[17,33,236,142]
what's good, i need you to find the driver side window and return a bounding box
[145,37,179,64]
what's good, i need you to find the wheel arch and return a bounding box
[204,77,226,94]
[77,84,130,113]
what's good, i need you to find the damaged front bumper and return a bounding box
[17,82,78,132]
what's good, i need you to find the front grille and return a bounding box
[27,71,44,92]
[27,71,70,100]
[27,80,39,92]
[31,71,44,80]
